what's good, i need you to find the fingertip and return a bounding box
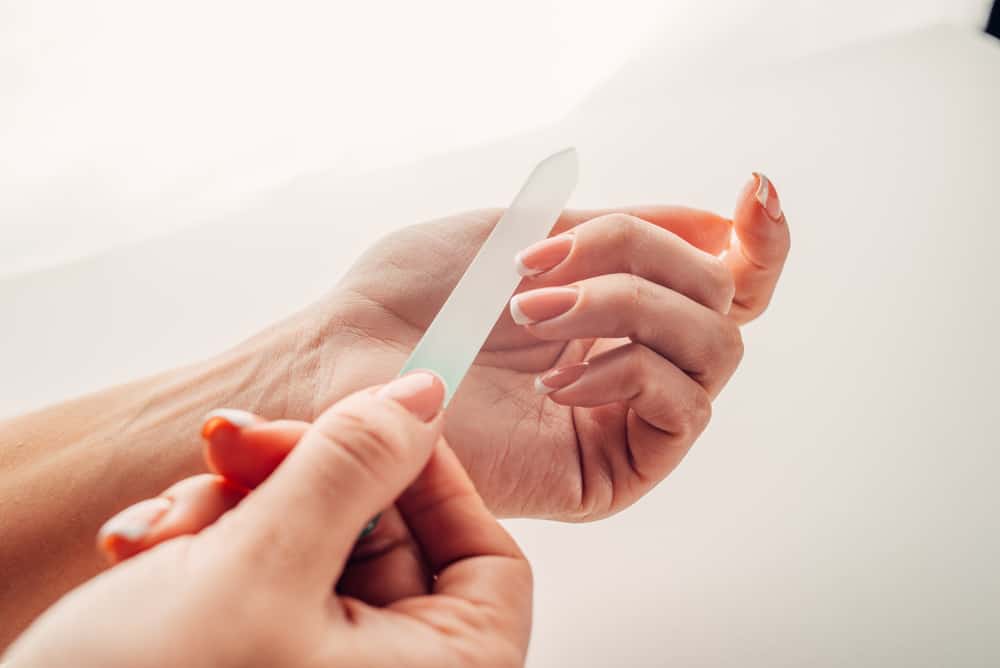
[752,172,783,222]
[375,371,446,423]
[98,532,129,565]
[201,408,259,441]
[724,174,791,323]
[733,173,790,265]
[202,413,244,477]
[737,173,786,224]
[96,497,173,564]
[534,362,588,396]
[97,530,123,564]
[203,419,307,489]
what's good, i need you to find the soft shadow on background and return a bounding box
[0,0,992,275]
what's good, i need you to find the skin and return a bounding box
[0,174,790,647]
[4,374,534,668]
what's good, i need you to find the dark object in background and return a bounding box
[989,1,1000,38]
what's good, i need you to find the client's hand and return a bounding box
[4,373,532,668]
[269,174,790,520]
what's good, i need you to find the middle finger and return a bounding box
[515,212,735,314]
[509,275,744,396]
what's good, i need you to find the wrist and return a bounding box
[218,296,354,422]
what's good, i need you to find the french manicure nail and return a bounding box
[535,362,589,394]
[376,371,445,422]
[510,286,579,325]
[202,408,256,440]
[98,497,173,545]
[515,234,574,277]
[753,172,783,222]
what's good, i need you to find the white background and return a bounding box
[0,0,992,276]
[3,4,1000,667]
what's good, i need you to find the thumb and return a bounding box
[724,172,791,324]
[204,371,445,591]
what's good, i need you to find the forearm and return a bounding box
[0,312,326,647]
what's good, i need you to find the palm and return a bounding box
[325,210,612,519]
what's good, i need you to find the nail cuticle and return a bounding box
[509,286,579,326]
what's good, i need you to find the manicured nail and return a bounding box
[535,362,588,394]
[753,172,783,222]
[98,497,172,546]
[377,371,445,422]
[202,408,256,440]
[510,286,579,325]
[515,234,574,277]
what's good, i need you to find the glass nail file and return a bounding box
[399,148,579,404]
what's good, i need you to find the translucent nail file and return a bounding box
[399,148,579,403]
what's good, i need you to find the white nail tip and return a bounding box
[509,296,535,326]
[514,254,544,277]
[100,498,172,541]
[203,408,255,428]
[534,376,555,395]
[104,522,149,541]
[754,172,771,210]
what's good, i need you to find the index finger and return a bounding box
[554,205,732,256]
[204,374,445,593]
[725,173,791,324]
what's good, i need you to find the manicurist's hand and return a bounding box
[3,373,532,668]
[275,174,790,520]
[0,174,789,643]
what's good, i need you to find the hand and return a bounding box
[4,373,532,668]
[268,174,789,520]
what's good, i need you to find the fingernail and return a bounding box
[377,371,445,422]
[535,362,588,395]
[515,234,574,277]
[98,497,173,547]
[510,286,579,325]
[202,408,256,440]
[753,172,783,222]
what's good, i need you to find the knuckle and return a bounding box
[626,273,645,308]
[721,320,745,368]
[624,343,648,380]
[469,207,505,227]
[702,315,743,365]
[682,389,713,436]
[315,411,407,484]
[602,213,644,253]
[689,316,743,388]
[615,274,646,336]
[600,275,646,338]
[665,385,713,441]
